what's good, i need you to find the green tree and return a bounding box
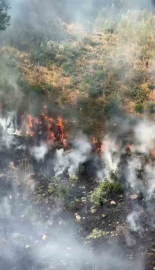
[0,0,10,32]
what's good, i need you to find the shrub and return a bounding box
[134,104,144,114]
[146,102,155,114]
[86,229,109,240]
[104,100,122,118]
[126,88,146,103]
[89,84,103,98]
[61,60,76,75]
[90,179,122,207]
[96,7,119,33]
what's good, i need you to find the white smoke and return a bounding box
[30,142,48,162]
[97,137,120,180]
[134,120,155,153]
[0,112,17,148]
[127,208,143,232]
[54,135,92,178]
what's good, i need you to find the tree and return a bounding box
[0,0,10,32]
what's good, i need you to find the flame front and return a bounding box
[26,115,34,137]
[24,107,68,148]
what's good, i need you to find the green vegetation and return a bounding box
[86,228,110,240]
[90,179,122,207]
[146,102,155,114]
[47,176,85,209]
[2,8,155,137]
[0,0,10,32]
[134,104,144,114]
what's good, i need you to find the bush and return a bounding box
[127,88,146,103]
[61,60,77,75]
[146,102,155,114]
[89,84,104,98]
[96,7,119,33]
[134,104,144,114]
[86,229,109,240]
[31,42,59,66]
[90,179,122,207]
[104,100,122,118]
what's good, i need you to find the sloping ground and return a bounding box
[2,13,155,138]
[1,9,155,270]
[0,141,152,270]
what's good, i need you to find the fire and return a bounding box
[57,117,65,141]
[125,144,132,152]
[92,137,102,153]
[24,107,68,148]
[26,115,34,137]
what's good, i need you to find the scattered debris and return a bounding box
[75,213,81,222]
[42,234,47,241]
[130,194,139,200]
[90,207,97,214]
[110,200,116,205]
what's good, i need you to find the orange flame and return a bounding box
[92,137,102,153]
[26,115,34,137]
[24,107,68,149]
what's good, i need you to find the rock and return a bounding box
[130,194,139,200]
[75,213,81,222]
[42,234,47,241]
[110,201,116,205]
[90,207,97,214]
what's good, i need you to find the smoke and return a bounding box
[134,120,155,153]
[127,207,143,232]
[0,112,17,148]
[0,1,155,269]
[0,112,152,269]
[0,165,144,270]
[31,142,48,162]
[54,135,92,178]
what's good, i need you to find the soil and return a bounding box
[0,140,155,270]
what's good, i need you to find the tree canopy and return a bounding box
[0,0,10,32]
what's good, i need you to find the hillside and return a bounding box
[2,10,155,139]
[1,4,155,270]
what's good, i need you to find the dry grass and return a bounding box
[2,10,155,126]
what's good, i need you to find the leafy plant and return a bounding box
[146,102,155,114]
[89,83,104,98]
[90,179,122,207]
[134,104,144,114]
[86,228,110,240]
[0,0,10,32]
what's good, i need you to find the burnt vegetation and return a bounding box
[1,1,155,270]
